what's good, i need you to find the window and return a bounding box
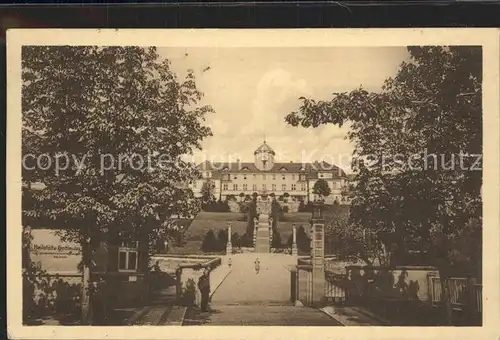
[301,183,306,191]
[233,184,238,191]
[292,174,296,180]
[272,184,276,191]
[262,184,266,191]
[272,174,276,180]
[118,242,138,272]
[253,174,256,179]
[223,183,228,191]
[291,184,296,191]
[319,173,323,178]
[243,184,248,191]
[263,174,266,180]
[282,184,286,191]
[243,175,247,180]
[300,174,306,181]
[234,175,238,180]
[252,184,257,191]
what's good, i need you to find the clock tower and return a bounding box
[254,140,275,171]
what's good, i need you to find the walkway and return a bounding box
[212,253,295,304]
[184,253,342,326]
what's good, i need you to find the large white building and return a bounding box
[190,141,351,205]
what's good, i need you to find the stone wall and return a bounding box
[345,265,439,304]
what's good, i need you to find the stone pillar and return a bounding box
[226,222,232,255]
[311,222,325,305]
[292,224,298,256]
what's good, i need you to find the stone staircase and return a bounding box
[255,202,271,253]
[255,226,270,253]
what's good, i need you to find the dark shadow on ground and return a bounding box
[182,307,223,325]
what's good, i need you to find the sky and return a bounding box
[158,47,410,173]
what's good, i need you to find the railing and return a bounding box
[429,276,482,314]
[474,284,482,313]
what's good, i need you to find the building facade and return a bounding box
[190,141,351,205]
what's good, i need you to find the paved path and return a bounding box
[212,253,296,304]
[184,253,342,326]
[183,305,342,326]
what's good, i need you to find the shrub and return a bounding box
[201,230,218,252]
[231,232,241,247]
[239,233,254,247]
[271,230,283,248]
[217,200,230,212]
[296,225,311,253]
[239,202,249,214]
[217,229,228,252]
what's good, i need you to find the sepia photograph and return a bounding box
[6,29,500,339]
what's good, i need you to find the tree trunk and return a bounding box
[81,262,91,324]
[438,267,453,325]
[81,242,92,325]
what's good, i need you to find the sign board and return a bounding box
[312,223,324,259]
[29,229,82,273]
[128,275,138,282]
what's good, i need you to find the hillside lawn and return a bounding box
[167,205,350,255]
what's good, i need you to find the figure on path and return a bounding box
[254,258,260,274]
[197,268,211,312]
[228,258,232,268]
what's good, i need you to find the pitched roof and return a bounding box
[197,161,347,177]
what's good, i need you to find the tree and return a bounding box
[245,197,257,240]
[285,46,482,324]
[296,226,311,254]
[312,179,331,201]
[217,229,228,252]
[200,180,216,203]
[22,46,212,324]
[201,230,217,253]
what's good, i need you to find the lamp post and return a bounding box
[310,201,325,305]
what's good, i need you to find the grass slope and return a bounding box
[170,205,351,254]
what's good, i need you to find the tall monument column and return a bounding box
[311,202,325,305]
[226,222,232,255]
[292,224,298,256]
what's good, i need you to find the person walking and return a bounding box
[197,268,211,312]
[254,257,260,274]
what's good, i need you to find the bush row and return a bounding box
[200,226,312,253]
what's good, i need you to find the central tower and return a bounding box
[254,140,275,171]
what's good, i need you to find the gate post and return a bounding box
[290,268,297,303]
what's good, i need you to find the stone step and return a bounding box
[135,306,172,325]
